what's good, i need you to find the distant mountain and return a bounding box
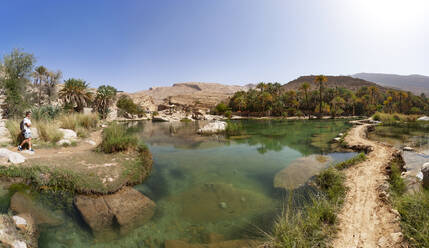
[282,75,388,92]
[352,73,429,95]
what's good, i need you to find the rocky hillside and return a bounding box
[130,82,251,109]
[282,75,389,92]
[353,73,429,95]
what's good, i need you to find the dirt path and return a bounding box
[332,123,403,248]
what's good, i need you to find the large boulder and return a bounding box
[197,121,227,134]
[422,162,429,189]
[74,187,156,236]
[417,116,429,121]
[0,148,26,164]
[58,128,77,140]
[10,192,63,226]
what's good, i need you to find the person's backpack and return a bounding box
[20,120,25,133]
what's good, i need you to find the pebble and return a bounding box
[219,202,227,209]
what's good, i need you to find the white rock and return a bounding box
[338,133,344,136]
[58,128,77,140]
[417,116,429,121]
[86,140,96,146]
[152,116,170,122]
[57,139,71,146]
[0,148,26,164]
[416,171,424,181]
[333,137,342,142]
[12,241,27,248]
[12,216,27,226]
[197,121,227,134]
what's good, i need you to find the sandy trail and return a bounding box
[332,123,403,248]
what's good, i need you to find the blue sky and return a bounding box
[1,0,428,92]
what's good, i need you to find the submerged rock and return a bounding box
[197,121,227,134]
[274,155,333,190]
[0,148,26,164]
[74,187,156,236]
[10,192,63,226]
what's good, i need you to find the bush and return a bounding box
[98,122,138,153]
[59,113,99,131]
[224,110,232,119]
[35,121,63,143]
[31,105,62,121]
[116,95,144,116]
[215,103,228,114]
[315,167,346,202]
[225,121,244,137]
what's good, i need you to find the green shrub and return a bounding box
[224,110,232,119]
[315,167,346,202]
[116,95,144,116]
[31,105,62,121]
[35,121,63,143]
[99,122,138,153]
[215,103,228,114]
[225,121,244,137]
[389,160,406,196]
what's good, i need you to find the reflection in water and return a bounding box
[21,119,355,248]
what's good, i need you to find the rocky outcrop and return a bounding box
[0,214,38,248]
[56,128,77,146]
[74,187,156,236]
[10,192,63,226]
[0,148,26,164]
[422,162,429,189]
[197,121,227,134]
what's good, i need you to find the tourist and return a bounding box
[18,111,34,152]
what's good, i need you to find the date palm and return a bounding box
[32,65,47,106]
[299,82,310,117]
[45,70,62,104]
[95,85,117,118]
[59,78,93,112]
[314,75,327,117]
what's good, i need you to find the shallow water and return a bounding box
[4,119,356,248]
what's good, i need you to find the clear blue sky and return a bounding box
[1,0,428,92]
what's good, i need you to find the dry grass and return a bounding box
[35,121,64,143]
[59,113,99,131]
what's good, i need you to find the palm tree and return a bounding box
[45,70,62,104]
[256,82,266,92]
[32,65,47,106]
[95,85,117,118]
[59,78,93,112]
[368,86,379,105]
[314,75,327,117]
[299,82,310,117]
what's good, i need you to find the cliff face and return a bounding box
[129,82,251,109]
[282,75,389,92]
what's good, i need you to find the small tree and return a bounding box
[314,75,328,117]
[59,78,93,112]
[32,65,48,106]
[45,70,62,104]
[95,85,117,119]
[0,49,35,117]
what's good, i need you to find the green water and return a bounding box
[5,119,355,248]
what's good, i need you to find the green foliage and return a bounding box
[334,152,367,170]
[99,122,138,153]
[94,85,117,119]
[116,95,144,116]
[224,110,232,118]
[59,78,93,112]
[387,158,429,247]
[225,121,244,137]
[315,167,346,202]
[31,105,62,121]
[215,102,229,114]
[0,49,35,117]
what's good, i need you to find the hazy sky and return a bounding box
[1,0,428,92]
